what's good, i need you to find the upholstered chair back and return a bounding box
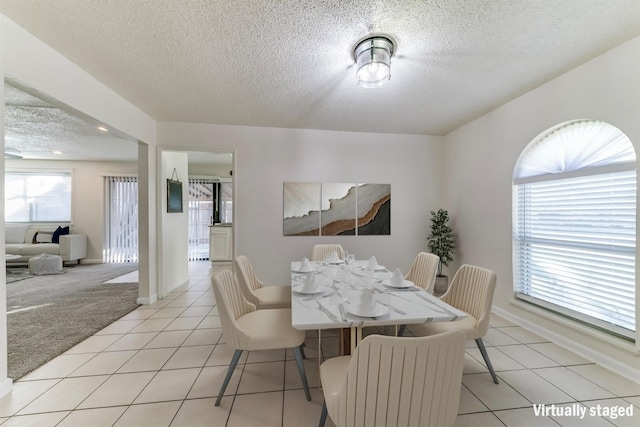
[441,264,497,337]
[311,244,346,261]
[404,252,439,293]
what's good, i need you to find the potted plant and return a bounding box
[427,209,455,294]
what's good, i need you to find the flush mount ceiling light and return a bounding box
[353,36,395,88]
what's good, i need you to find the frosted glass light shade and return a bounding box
[353,36,394,88]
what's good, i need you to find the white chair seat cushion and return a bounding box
[253,286,291,309]
[235,308,304,350]
[411,313,478,339]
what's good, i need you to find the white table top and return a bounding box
[290,260,466,331]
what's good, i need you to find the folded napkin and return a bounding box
[357,289,376,313]
[366,256,377,270]
[390,268,404,286]
[300,257,311,271]
[302,273,317,291]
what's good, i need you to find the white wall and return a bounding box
[159,151,189,296]
[5,159,138,262]
[158,123,445,283]
[0,16,10,396]
[444,37,640,378]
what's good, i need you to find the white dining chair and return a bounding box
[410,264,500,384]
[211,269,311,406]
[233,255,291,309]
[404,251,439,294]
[389,252,440,337]
[319,330,466,427]
[311,244,345,262]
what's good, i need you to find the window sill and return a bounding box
[507,297,639,355]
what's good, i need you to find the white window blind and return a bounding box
[5,172,72,222]
[104,176,138,263]
[513,120,636,338]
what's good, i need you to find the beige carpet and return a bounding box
[6,263,140,379]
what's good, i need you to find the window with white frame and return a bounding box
[513,120,636,339]
[5,171,72,222]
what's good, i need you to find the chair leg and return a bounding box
[293,346,312,401]
[475,338,499,384]
[215,349,243,406]
[299,344,306,359]
[319,400,328,427]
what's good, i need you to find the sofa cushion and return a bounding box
[52,226,70,244]
[5,244,23,255]
[20,243,61,256]
[5,224,29,244]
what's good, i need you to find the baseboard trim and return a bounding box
[137,294,157,305]
[0,378,13,398]
[492,305,640,383]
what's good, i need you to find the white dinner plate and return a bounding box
[347,304,390,318]
[384,279,414,289]
[292,266,317,274]
[293,285,324,295]
[359,265,386,272]
[326,259,345,265]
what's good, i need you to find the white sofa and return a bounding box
[5,223,88,264]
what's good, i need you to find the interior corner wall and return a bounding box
[160,151,189,296]
[1,14,159,394]
[443,36,640,377]
[157,123,445,284]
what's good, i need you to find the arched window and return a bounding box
[513,120,636,338]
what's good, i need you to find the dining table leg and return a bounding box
[350,326,363,354]
[339,328,353,355]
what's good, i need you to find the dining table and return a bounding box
[290,258,466,356]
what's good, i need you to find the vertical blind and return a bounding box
[188,178,216,261]
[104,176,138,263]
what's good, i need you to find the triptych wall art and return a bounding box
[283,182,390,236]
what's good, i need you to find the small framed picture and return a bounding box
[167,179,183,213]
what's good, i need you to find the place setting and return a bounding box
[345,290,390,319]
[322,251,345,265]
[292,271,334,298]
[379,268,421,291]
[292,257,318,274]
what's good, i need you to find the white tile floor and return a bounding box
[1,261,638,426]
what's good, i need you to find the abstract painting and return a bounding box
[283,182,390,236]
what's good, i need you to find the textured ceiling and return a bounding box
[2,0,639,157]
[4,82,231,164]
[4,83,140,162]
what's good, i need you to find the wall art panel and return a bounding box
[320,182,357,235]
[283,182,321,236]
[356,183,391,235]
